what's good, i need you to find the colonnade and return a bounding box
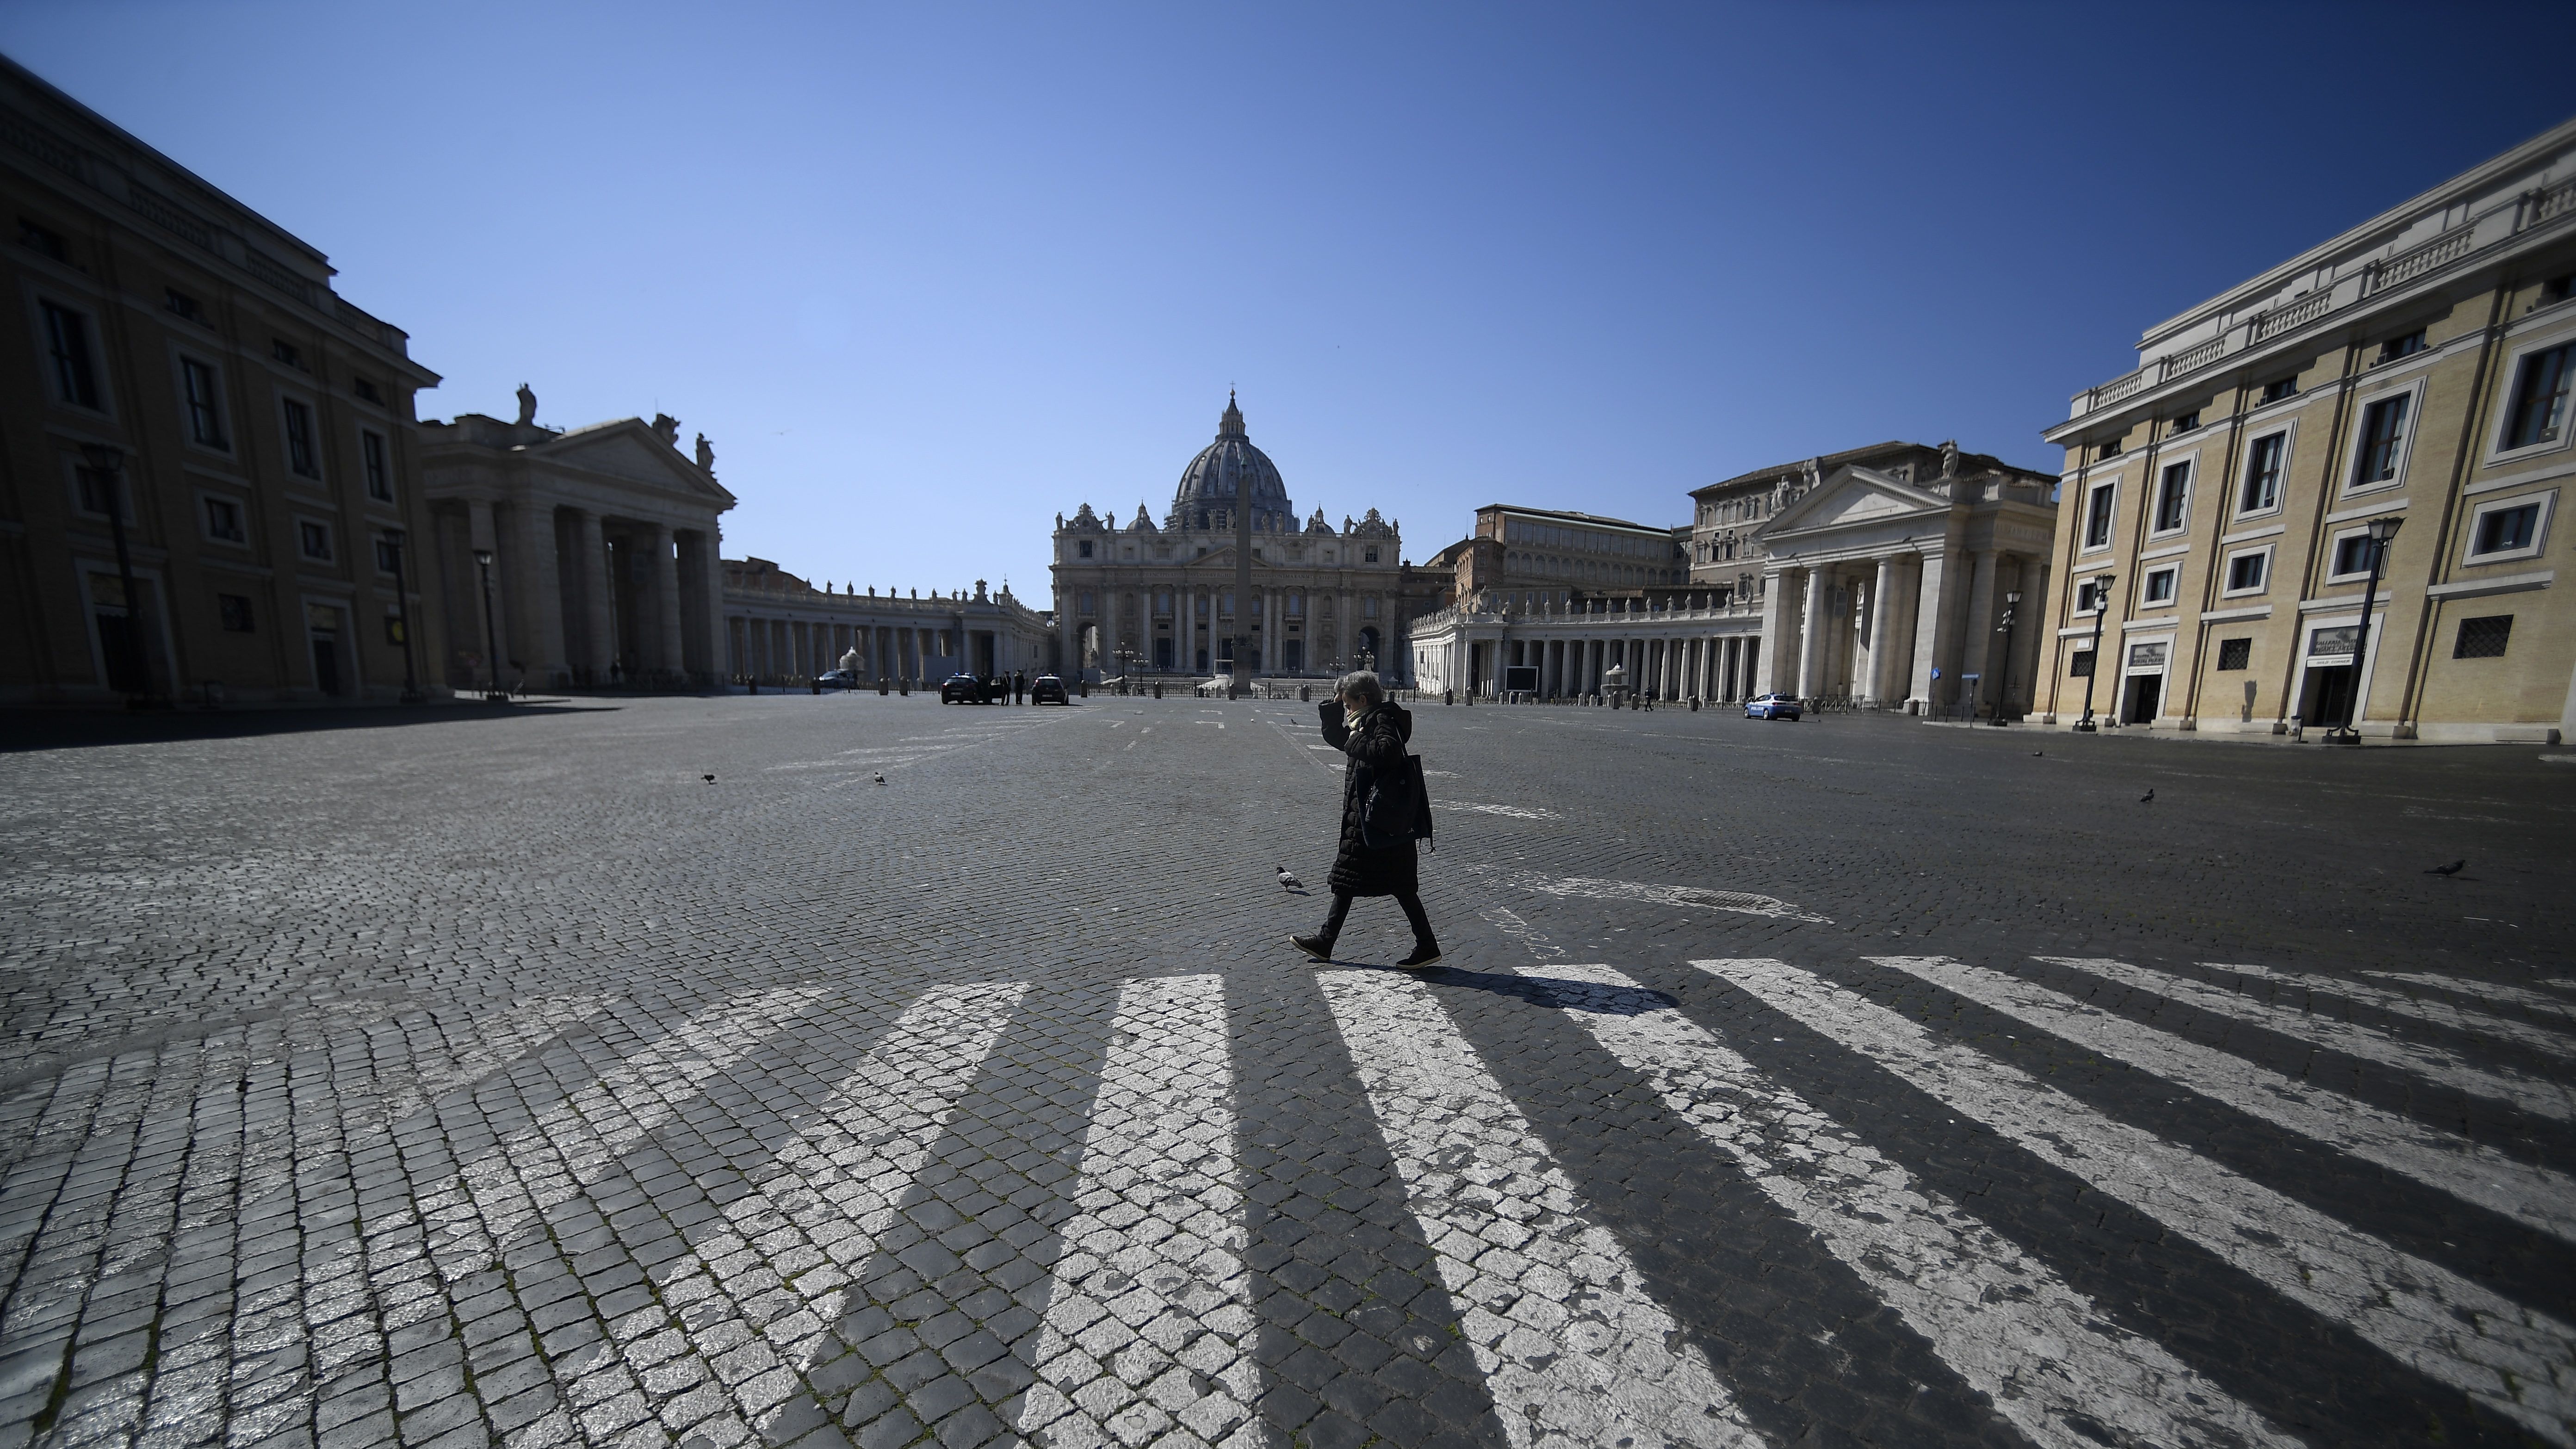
[1477,631,1763,700]
[442,497,722,689]
[1071,583,1396,678]
[1759,548,2049,716]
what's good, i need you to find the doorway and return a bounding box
[2122,673,2160,724]
[308,604,345,696]
[2300,663,2356,728]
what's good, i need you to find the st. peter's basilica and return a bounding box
[1049,396,1441,681]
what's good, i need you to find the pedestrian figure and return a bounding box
[1292,670,1441,969]
[1013,669,1027,705]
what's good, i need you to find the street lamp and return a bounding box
[383,528,424,703]
[2072,571,2116,733]
[1992,588,2021,725]
[471,546,506,702]
[79,443,160,709]
[2325,515,2403,746]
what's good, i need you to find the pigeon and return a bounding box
[1277,865,1306,892]
[702,774,715,783]
[2138,789,2155,804]
[2426,859,2466,877]
[873,773,887,786]
[2031,750,2043,757]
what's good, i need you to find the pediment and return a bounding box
[534,421,737,505]
[1764,465,1947,539]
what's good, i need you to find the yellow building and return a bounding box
[2039,118,2576,743]
[0,56,441,707]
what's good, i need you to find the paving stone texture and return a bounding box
[1,692,2572,1449]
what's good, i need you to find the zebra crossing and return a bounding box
[367,949,2574,1448]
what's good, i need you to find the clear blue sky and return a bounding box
[6,2,2570,601]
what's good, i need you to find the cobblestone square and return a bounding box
[3,694,2572,1449]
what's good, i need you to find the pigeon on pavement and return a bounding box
[873,773,887,785]
[702,774,715,783]
[1277,865,1306,892]
[2426,859,2466,877]
[2139,788,2155,803]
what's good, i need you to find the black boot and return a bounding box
[1289,932,1335,962]
[1396,941,1443,969]
[1293,892,1353,962]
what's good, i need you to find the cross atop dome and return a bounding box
[1218,390,1245,440]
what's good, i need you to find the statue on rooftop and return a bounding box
[694,433,715,471]
[651,414,680,447]
[514,383,537,427]
[1939,439,1960,478]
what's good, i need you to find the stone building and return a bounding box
[0,55,443,707]
[724,564,1053,685]
[418,400,732,690]
[2039,118,2576,742]
[1048,396,1440,680]
[1408,589,1762,702]
[1740,443,2059,717]
[1449,504,1690,613]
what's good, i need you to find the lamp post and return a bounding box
[78,443,160,708]
[2072,571,2116,733]
[2325,515,2403,746]
[1992,588,2021,725]
[471,546,506,702]
[383,528,423,703]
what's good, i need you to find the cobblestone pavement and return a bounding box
[3,693,2573,1449]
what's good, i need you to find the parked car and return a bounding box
[1744,692,1803,720]
[1030,674,1070,705]
[940,673,991,704]
[815,669,860,690]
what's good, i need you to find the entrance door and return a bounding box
[1154,638,1175,671]
[95,610,143,694]
[308,603,344,696]
[2301,664,2355,728]
[2122,673,2160,724]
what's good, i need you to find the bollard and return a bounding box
[1690,696,1699,712]
[1154,681,1163,699]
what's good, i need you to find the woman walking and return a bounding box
[1291,671,1442,968]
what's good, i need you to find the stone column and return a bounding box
[573,513,612,682]
[1867,556,1897,704]
[1908,550,1955,711]
[691,530,726,685]
[2010,559,2049,719]
[1756,570,1791,695]
[649,524,685,679]
[1963,549,2000,717]
[511,503,567,685]
[1797,568,1831,698]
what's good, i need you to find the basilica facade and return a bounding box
[1049,397,1441,680]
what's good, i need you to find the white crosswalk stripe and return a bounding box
[1317,968,1768,1449]
[2034,955,2576,1122]
[1016,974,1264,1448]
[2363,972,2576,1029]
[1699,957,2576,1446]
[2188,959,2576,1063]
[1520,962,2301,1449]
[1868,955,2576,1244]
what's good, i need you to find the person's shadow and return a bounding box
[1382,964,1678,1016]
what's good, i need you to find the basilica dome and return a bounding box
[1171,393,1296,532]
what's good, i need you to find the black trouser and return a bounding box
[1319,889,1436,947]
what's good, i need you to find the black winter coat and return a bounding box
[1320,701,1418,897]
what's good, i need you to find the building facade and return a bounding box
[724,562,1053,685]
[1048,396,1440,680]
[418,402,732,690]
[1449,504,1690,614]
[1409,590,1763,702]
[0,56,444,707]
[1750,444,2059,717]
[2038,119,2576,743]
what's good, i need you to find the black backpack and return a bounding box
[1362,753,1436,852]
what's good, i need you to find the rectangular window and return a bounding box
[298,520,332,560]
[2352,395,2409,486]
[166,288,203,322]
[374,538,402,573]
[2242,433,2285,513]
[77,466,123,519]
[2502,344,2571,451]
[2099,437,2123,459]
[2171,410,2200,433]
[283,399,319,477]
[2261,377,2297,403]
[1363,597,1379,617]
[2215,638,2251,671]
[2330,534,2377,577]
[2068,649,2095,677]
[2083,483,2116,549]
[2377,330,2425,364]
[362,430,390,501]
[40,301,99,408]
[1078,590,1095,613]
[353,376,382,404]
[2227,552,2266,592]
[1364,546,1380,562]
[181,358,226,447]
[19,216,65,260]
[1284,592,1301,617]
[2453,615,2512,659]
[271,338,303,369]
[2074,578,2108,613]
[2153,461,2190,533]
[2472,502,2541,556]
[204,495,244,542]
[218,594,254,633]
[2142,567,2177,604]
